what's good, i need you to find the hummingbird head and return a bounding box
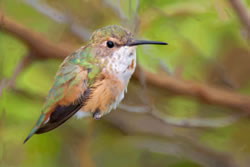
[88,25,167,82]
[88,25,167,58]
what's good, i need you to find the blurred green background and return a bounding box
[0,0,250,167]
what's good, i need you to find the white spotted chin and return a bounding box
[104,46,136,85]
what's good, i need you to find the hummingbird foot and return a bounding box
[93,109,102,120]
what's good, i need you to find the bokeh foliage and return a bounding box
[0,0,250,167]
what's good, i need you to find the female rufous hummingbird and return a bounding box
[24,25,167,143]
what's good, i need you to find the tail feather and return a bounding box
[23,113,45,144]
[35,103,83,134]
[23,88,91,144]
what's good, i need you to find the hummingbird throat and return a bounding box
[102,46,136,86]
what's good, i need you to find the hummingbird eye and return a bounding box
[106,41,114,48]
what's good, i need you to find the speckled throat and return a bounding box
[102,46,136,85]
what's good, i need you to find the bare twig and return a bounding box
[141,45,173,75]
[102,0,128,21]
[0,79,7,97]
[118,104,245,128]
[131,0,140,34]
[7,54,32,88]
[24,0,91,41]
[150,107,245,128]
[0,54,32,97]
[118,104,149,113]
[228,0,250,37]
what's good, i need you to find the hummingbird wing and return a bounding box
[24,47,99,143]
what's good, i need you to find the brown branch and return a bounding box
[228,0,250,37]
[1,13,250,113]
[0,13,71,59]
[133,69,250,113]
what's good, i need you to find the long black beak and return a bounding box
[127,40,168,46]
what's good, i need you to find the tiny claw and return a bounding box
[93,109,102,120]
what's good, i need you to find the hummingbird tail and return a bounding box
[23,128,37,144]
[23,113,46,144]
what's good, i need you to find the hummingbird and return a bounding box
[24,25,167,143]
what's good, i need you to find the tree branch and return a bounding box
[118,104,245,128]
[0,13,71,59]
[133,69,250,113]
[228,0,250,37]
